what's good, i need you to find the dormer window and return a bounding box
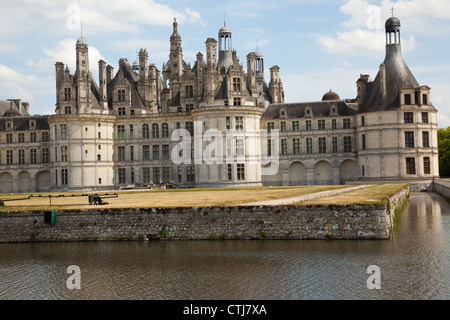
[118,89,126,102]
[280,108,287,118]
[29,120,36,130]
[404,94,412,105]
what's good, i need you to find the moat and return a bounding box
[0,192,448,300]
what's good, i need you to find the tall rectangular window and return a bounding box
[177,166,182,182]
[130,168,135,184]
[423,157,431,175]
[187,166,195,182]
[42,132,49,142]
[306,138,313,154]
[18,133,25,143]
[64,87,71,101]
[318,137,326,154]
[233,78,241,91]
[332,119,337,130]
[30,149,37,164]
[61,169,68,185]
[117,125,125,140]
[162,123,169,138]
[422,112,429,123]
[185,85,194,98]
[130,146,134,161]
[422,131,430,148]
[361,116,365,126]
[293,138,301,155]
[362,134,366,150]
[143,145,150,161]
[6,133,12,144]
[405,132,415,148]
[343,118,351,129]
[226,116,231,130]
[235,116,243,132]
[60,125,68,140]
[152,145,160,160]
[237,164,245,180]
[118,168,126,184]
[6,150,13,165]
[129,125,134,139]
[281,139,287,155]
[404,112,414,123]
[332,137,338,153]
[280,121,286,132]
[306,120,312,131]
[406,158,416,175]
[186,122,194,137]
[42,148,49,164]
[344,136,352,153]
[292,121,300,132]
[152,123,159,138]
[118,89,126,102]
[117,146,125,161]
[236,139,244,157]
[18,149,25,164]
[422,94,428,106]
[404,94,412,105]
[227,164,233,180]
[61,146,68,162]
[318,120,325,130]
[143,167,151,183]
[267,122,274,133]
[30,132,36,143]
[153,167,160,183]
[162,144,170,160]
[162,167,170,183]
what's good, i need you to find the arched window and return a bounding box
[142,124,149,139]
[152,123,159,138]
[162,123,169,138]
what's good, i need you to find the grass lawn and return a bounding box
[299,184,409,205]
[0,185,351,211]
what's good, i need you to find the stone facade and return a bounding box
[0,187,410,242]
[0,16,439,193]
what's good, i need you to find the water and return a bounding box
[0,192,448,300]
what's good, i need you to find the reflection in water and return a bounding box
[0,192,449,300]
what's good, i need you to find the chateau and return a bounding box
[0,16,439,193]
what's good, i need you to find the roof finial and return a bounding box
[256,39,259,51]
[224,13,226,26]
[390,7,395,17]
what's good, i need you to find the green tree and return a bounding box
[438,127,450,177]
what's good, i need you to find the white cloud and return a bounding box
[0,0,204,38]
[317,29,415,57]
[0,64,53,106]
[26,38,107,80]
[340,0,450,31]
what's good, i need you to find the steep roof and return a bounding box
[358,44,432,113]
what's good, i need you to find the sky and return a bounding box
[0,0,449,128]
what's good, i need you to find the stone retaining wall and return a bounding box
[0,187,410,242]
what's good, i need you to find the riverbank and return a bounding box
[0,185,410,242]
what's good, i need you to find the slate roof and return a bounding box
[358,44,436,113]
[262,100,358,121]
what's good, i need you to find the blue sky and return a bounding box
[1,0,449,128]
